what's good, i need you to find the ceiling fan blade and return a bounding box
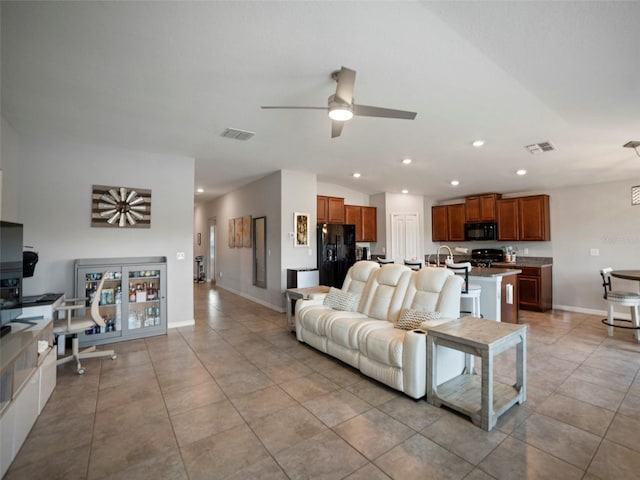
[331,120,344,138]
[260,106,328,111]
[353,104,417,120]
[335,67,356,104]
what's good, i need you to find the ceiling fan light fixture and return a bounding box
[328,106,353,121]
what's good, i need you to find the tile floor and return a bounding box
[5,283,640,479]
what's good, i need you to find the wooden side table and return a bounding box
[285,285,330,332]
[426,317,527,431]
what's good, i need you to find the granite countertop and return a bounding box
[492,259,553,268]
[468,267,522,277]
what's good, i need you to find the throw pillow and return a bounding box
[394,308,441,330]
[323,287,359,311]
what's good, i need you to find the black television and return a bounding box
[1,221,23,324]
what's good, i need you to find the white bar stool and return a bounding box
[446,262,482,318]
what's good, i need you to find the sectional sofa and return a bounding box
[295,261,465,399]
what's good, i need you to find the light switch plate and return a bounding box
[590,248,599,256]
[176,252,185,260]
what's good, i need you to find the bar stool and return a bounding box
[377,258,395,265]
[404,259,423,271]
[600,267,640,342]
[446,262,481,318]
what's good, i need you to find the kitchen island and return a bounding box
[469,267,522,323]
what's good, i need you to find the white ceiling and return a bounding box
[2,1,639,203]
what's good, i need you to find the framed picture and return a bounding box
[243,215,252,247]
[294,212,309,247]
[197,233,201,246]
[235,217,243,247]
[228,219,235,248]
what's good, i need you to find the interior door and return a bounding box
[391,213,419,262]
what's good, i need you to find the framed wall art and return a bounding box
[243,215,252,247]
[91,185,151,228]
[228,219,235,248]
[235,217,243,247]
[294,212,309,247]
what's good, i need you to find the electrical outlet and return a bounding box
[590,248,600,256]
[219,271,222,277]
[523,248,529,255]
[308,249,312,256]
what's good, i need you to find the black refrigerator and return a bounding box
[317,223,356,288]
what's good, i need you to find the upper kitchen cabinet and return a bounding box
[465,193,501,222]
[432,204,465,242]
[317,196,345,224]
[497,194,550,241]
[345,205,377,242]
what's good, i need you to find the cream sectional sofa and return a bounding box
[295,261,465,399]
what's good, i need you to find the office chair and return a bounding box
[446,262,482,318]
[53,271,117,374]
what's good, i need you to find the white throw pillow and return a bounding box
[323,287,359,311]
[394,308,441,330]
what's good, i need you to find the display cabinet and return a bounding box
[74,257,167,347]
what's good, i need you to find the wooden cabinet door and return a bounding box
[465,196,480,222]
[519,195,550,241]
[447,204,466,241]
[344,205,362,241]
[431,206,448,241]
[501,274,519,324]
[327,197,345,223]
[497,198,519,241]
[317,196,328,223]
[360,206,377,242]
[479,194,500,221]
[518,275,540,310]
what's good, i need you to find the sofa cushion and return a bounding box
[395,308,441,330]
[361,265,413,321]
[323,287,359,311]
[361,327,406,368]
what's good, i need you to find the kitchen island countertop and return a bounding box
[469,267,522,277]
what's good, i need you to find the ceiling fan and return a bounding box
[261,66,417,138]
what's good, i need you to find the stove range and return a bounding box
[470,248,504,268]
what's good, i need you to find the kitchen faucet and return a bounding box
[436,245,453,267]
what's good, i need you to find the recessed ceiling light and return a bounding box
[352,172,361,178]
[402,158,412,165]
[196,188,204,193]
[450,180,460,186]
[472,140,485,147]
[401,189,409,194]
[516,169,527,176]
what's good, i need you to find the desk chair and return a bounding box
[446,262,482,318]
[53,272,117,374]
[600,267,640,342]
[404,260,423,271]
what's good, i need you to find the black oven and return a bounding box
[464,222,497,241]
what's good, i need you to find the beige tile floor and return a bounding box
[6,283,640,479]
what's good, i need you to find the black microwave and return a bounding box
[464,222,497,241]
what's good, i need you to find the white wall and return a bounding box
[317,182,369,206]
[7,130,195,327]
[1,117,21,221]
[204,171,284,310]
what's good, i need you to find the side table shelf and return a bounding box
[427,316,527,431]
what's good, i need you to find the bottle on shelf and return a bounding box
[129,283,136,303]
[115,286,122,331]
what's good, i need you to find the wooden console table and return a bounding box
[426,317,527,431]
[285,285,330,332]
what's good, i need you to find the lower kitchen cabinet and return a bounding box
[518,265,552,311]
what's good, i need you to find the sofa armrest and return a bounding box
[418,316,457,332]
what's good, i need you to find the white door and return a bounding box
[391,213,419,262]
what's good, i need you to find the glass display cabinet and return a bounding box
[74,257,167,347]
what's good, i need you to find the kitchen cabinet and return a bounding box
[431,204,465,242]
[497,195,550,241]
[345,205,377,242]
[465,193,501,222]
[75,257,167,347]
[518,265,552,311]
[316,196,345,224]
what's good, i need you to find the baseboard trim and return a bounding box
[168,319,196,329]
[553,304,632,321]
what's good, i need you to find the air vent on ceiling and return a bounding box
[524,141,555,154]
[221,128,255,141]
